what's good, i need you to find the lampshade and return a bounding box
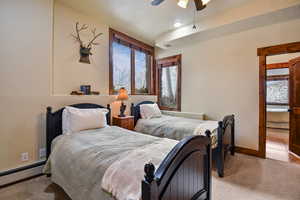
[117,87,129,101]
[177,0,189,8]
[202,0,211,5]
[177,0,210,9]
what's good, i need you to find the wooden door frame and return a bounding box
[257,41,300,158]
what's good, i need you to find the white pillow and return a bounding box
[62,106,109,134]
[140,103,162,119]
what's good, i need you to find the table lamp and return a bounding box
[117,87,129,117]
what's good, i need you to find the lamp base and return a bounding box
[119,102,126,118]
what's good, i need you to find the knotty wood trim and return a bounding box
[131,48,136,94]
[109,29,114,95]
[257,41,300,56]
[267,74,289,81]
[156,55,181,65]
[258,55,267,158]
[151,55,156,95]
[267,102,289,106]
[293,108,300,115]
[109,28,155,95]
[289,56,300,66]
[266,62,289,69]
[109,28,154,53]
[235,146,261,157]
[257,41,300,159]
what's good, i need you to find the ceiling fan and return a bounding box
[151,0,211,11]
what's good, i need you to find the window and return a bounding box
[267,79,289,105]
[266,68,289,105]
[112,42,131,92]
[135,50,150,94]
[161,66,178,109]
[109,29,154,95]
[157,55,181,111]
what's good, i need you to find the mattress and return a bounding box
[135,114,218,148]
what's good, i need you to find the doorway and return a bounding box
[266,54,298,163]
[258,42,300,164]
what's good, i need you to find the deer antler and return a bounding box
[71,22,88,47]
[87,28,102,48]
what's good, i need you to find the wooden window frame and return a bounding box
[156,55,182,111]
[109,28,156,95]
[257,41,300,158]
[266,62,289,70]
[267,74,289,81]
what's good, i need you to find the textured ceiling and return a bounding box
[57,0,250,44]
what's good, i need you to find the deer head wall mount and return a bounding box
[71,22,102,64]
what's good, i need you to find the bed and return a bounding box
[131,101,235,177]
[45,103,212,200]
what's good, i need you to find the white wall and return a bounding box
[53,1,109,95]
[0,0,156,171]
[0,0,53,171]
[156,18,300,150]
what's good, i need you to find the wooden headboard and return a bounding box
[46,103,111,159]
[131,101,155,125]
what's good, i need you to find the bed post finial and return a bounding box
[205,130,211,137]
[47,107,52,114]
[144,162,155,183]
[107,104,111,109]
[218,121,223,129]
[131,103,135,116]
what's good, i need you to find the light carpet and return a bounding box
[0,154,299,200]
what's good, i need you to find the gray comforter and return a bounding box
[134,115,218,148]
[44,126,174,200]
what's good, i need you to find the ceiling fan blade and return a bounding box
[194,0,206,11]
[151,0,165,6]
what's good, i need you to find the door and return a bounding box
[156,55,181,111]
[289,57,300,156]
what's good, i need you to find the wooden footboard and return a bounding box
[142,131,212,200]
[215,115,235,177]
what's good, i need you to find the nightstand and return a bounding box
[112,116,134,131]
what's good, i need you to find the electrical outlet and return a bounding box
[39,148,46,159]
[21,152,29,162]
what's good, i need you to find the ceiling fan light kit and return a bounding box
[178,0,189,8]
[152,0,211,11]
[202,0,211,5]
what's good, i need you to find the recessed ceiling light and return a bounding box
[174,22,182,28]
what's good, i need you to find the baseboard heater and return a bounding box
[0,160,46,187]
